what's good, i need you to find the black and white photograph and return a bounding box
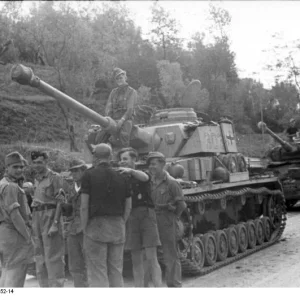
[0,0,299,290]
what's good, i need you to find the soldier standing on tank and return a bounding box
[80,143,132,287]
[30,151,66,287]
[0,152,34,287]
[117,147,162,287]
[96,68,137,148]
[147,152,186,288]
[61,160,89,287]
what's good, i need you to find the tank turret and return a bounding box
[257,121,300,161]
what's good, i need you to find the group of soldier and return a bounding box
[0,67,187,288]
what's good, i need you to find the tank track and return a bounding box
[180,187,287,276]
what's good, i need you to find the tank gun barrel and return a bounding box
[10,64,117,134]
[257,121,294,152]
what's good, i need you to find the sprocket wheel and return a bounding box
[216,230,228,261]
[254,219,264,245]
[236,223,248,253]
[246,220,257,249]
[202,233,217,266]
[225,226,239,257]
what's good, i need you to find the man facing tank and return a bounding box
[80,143,132,287]
[0,152,34,287]
[117,147,162,287]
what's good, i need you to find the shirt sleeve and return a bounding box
[105,90,114,117]
[2,184,21,215]
[80,171,91,195]
[169,180,184,203]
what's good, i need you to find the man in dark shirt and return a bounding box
[80,143,132,287]
[117,147,162,287]
[286,118,299,142]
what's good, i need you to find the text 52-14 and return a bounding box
[0,289,14,294]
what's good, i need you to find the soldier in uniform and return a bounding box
[30,151,66,287]
[62,160,88,287]
[147,152,186,288]
[0,152,34,287]
[117,147,162,287]
[81,144,132,287]
[98,68,137,147]
[286,118,299,142]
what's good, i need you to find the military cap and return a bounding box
[31,150,48,161]
[5,151,27,167]
[290,118,296,123]
[69,159,87,171]
[92,143,112,158]
[113,67,126,80]
[146,152,166,164]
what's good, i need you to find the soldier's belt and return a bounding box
[32,203,56,212]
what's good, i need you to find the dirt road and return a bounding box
[24,205,300,288]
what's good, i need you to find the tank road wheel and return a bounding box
[225,226,239,257]
[236,223,248,253]
[191,236,205,271]
[246,220,257,249]
[202,233,217,266]
[254,219,264,245]
[216,230,228,261]
[265,195,283,229]
[262,217,272,242]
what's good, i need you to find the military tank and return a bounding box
[258,121,300,209]
[11,64,287,277]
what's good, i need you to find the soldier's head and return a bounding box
[290,118,296,127]
[118,147,138,169]
[92,143,112,165]
[69,160,87,183]
[147,152,166,177]
[31,150,48,174]
[113,67,127,87]
[5,151,27,180]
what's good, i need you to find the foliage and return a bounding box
[150,3,182,61]
[157,60,185,107]
[1,0,298,144]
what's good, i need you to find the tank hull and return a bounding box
[162,176,286,276]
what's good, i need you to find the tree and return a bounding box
[157,60,185,108]
[150,3,182,61]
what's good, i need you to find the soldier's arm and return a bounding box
[80,171,91,232]
[80,193,89,232]
[169,181,186,218]
[123,178,132,222]
[121,88,137,121]
[105,90,114,117]
[3,185,30,241]
[130,169,150,182]
[11,209,31,241]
